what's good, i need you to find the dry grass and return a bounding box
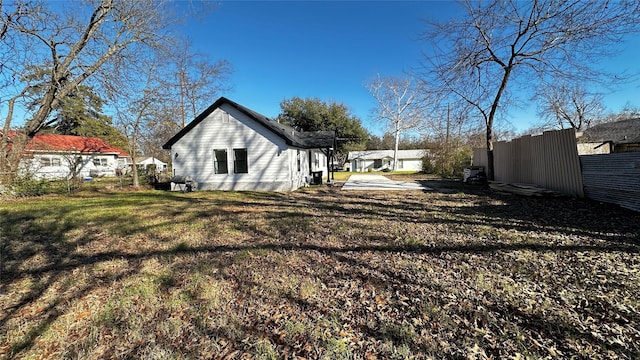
[1,180,639,359]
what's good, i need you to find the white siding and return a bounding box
[309,149,328,179]
[19,153,121,179]
[350,157,422,172]
[398,159,423,171]
[347,150,425,172]
[171,104,297,191]
[287,148,308,188]
[138,157,168,172]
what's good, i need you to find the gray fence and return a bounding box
[473,128,584,197]
[580,152,640,212]
[473,129,640,211]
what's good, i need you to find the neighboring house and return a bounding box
[346,149,427,172]
[162,97,335,191]
[577,118,640,154]
[137,157,168,172]
[18,133,130,179]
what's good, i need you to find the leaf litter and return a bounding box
[0,183,639,359]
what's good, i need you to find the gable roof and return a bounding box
[137,157,167,165]
[162,97,335,150]
[24,134,129,157]
[579,118,640,144]
[347,149,427,161]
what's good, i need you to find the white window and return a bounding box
[40,157,61,167]
[92,158,108,166]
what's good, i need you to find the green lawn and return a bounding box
[1,183,639,358]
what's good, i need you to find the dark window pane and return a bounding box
[234,148,248,174]
[214,149,228,174]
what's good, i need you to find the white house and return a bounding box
[346,149,427,172]
[162,97,335,191]
[17,133,130,179]
[137,157,168,172]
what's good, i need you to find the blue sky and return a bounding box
[183,1,640,136]
[5,1,638,135]
[184,1,456,135]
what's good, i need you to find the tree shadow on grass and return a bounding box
[1,188,639,357]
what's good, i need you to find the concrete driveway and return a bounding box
[341,174,432,191]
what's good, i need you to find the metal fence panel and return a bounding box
[476,128,583,197]
[472,148,488,168]
[580,152,640,212]
[472,130,640,210]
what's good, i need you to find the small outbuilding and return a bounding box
[162,97,335,191]
[346,149,427,172]
[137,157,168,173]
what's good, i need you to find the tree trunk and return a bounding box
[132,161,139,187]
[485,127,496,180]
[130,137,139,187]
[393,124,400,171]
[485,64,512,181]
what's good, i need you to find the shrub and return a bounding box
[423,146,472,178]
[10,174,57,197]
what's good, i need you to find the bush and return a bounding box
[9,174,57,197]
[1,173,87,197]
[422,146,472,178]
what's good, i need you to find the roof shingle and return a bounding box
[580,118,640,144]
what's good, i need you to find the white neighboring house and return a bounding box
[347,149,427,172]
[137,157,168,172]
[18,133,130,179]
[162,97,335,191]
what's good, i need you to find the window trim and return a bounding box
[213,149,229,174]
[233,148,248,174]
[92,157,108,167]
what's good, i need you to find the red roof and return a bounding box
[23,134,129,157]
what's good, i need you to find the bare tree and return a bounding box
[0,0,181,179]
[166,40,232,128]
[537,83,603,131]
[421,0,640,180]
[366,75,424,171]
[112,41,232,187]
[601,102,640,124]
[111,56,168,187]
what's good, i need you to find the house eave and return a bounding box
[162,97,335,150]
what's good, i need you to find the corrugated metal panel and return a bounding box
[580,152,640,212]
[490,128,584,197]
[493,141,510,181]
[472,148,488,168]
[544,129,584,197]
